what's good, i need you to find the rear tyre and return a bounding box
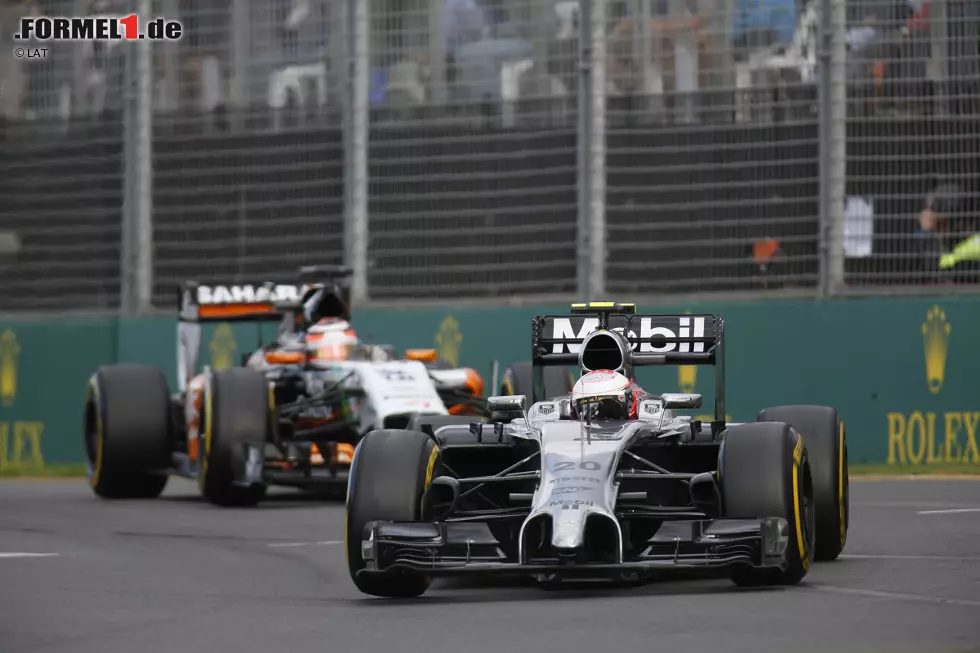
[199,368,270,507]
[757,405,849,562]
[345,429,439,598]
[84,365,171,499]
[500,361,574,401]
[719,421,815,587]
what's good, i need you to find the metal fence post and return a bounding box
[228,0,250,131]
[818,0,846,297]
[120,0,154,315]
[589,0,607,297]
[577,0,607,299]
[344,0,370,302]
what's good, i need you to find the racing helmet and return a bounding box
[305,318,359,361]
[570,370,635,421]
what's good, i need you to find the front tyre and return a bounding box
[758,405,849,562]
[345,429,440,598]
[199,368,270,507]
[720,421,815,587]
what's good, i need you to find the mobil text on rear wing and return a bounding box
[531,312,724,366]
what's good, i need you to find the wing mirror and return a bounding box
[661,393,702,410]
[487,394,530,428]
[487,395,526,413]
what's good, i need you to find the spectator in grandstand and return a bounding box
[443,0,491,88]
[733,0,798,53]
[847,0,933,116]
[913,182,979,282]
[605,0,713,97]
[444,0,490,55]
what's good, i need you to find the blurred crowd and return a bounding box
[2,0,976,125]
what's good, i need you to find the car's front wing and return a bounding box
[356,516,791,582]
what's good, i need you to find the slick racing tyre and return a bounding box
[719,421,815,587]
[345,429,440,598]
[500,361,575,401]
[199,368,270,507]
[85,365,172,499]
[758,405,849,561]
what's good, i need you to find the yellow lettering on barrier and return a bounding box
[963,412,980,464]
[887,412,906,464]
[0,421,45,470]
[0,422,8,469]
[926,412,943,463]
[943,413,962,462]
[887,411,980,466]
[906,411,926,465]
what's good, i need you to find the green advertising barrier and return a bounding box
[0,317,117,469]
[1,296,978,471]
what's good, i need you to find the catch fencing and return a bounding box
[0,0,977,313]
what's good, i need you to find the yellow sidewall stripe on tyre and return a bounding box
[424,445,440,490]
[791,432,809,570]
[792,461,810,571]
[839,420,847,548]
[200,373,213,491]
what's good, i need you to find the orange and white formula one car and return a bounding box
[83,267,490,506]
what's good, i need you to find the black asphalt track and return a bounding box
[1,477,979,653]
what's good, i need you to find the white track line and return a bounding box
[916,508,980,515]
[855,501,980,508]
[841,554,980,561]
[808,584,980,608]
[0,553,59,558]
[852,475,980,481]
[267,540,342,548]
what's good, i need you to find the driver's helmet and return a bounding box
[305,318,359,361]
[570,370,635,421]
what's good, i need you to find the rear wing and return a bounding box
[175,266,353,392]
[177,281,310,323]
[529,302,727,423]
